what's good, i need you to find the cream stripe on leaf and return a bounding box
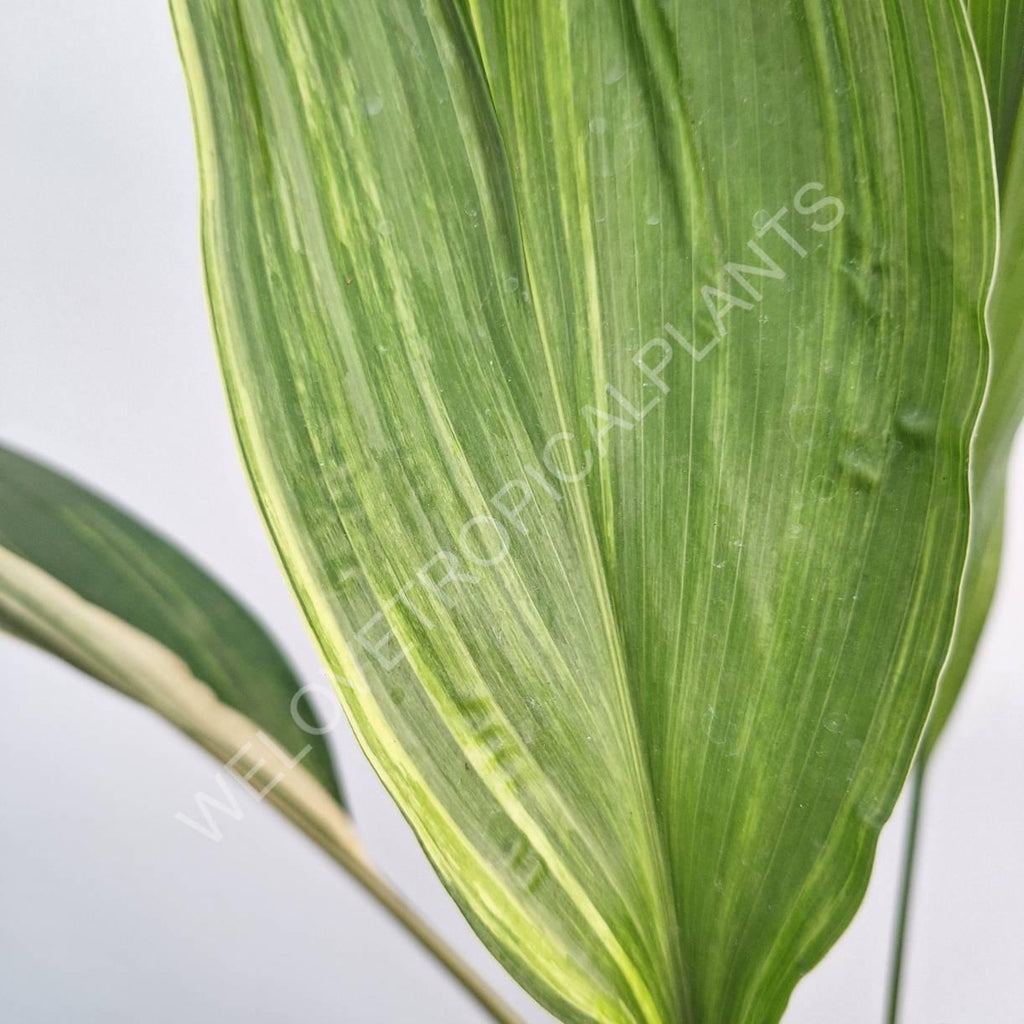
[171,2,997,1021]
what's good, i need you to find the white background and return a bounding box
[1,4,1021,1022]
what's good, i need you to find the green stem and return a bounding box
[885,758,926,1024]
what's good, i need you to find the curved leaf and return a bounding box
[924,0,1024,753]
[0,445,341,802]
[172,2,995,1021]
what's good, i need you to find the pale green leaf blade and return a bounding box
[171,2,995,1022]
[0,445,343,803]
[923,0,1024,753]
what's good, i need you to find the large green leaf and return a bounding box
[924,0,1024,753]
[172,2,995,1021]
[0,444,341,803]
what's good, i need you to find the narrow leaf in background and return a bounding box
[171,2,996,1022]
[0,444,341,802]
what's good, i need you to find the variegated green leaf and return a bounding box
[171,2,995,1021]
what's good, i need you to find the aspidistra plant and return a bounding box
[2,1,1022,1022]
